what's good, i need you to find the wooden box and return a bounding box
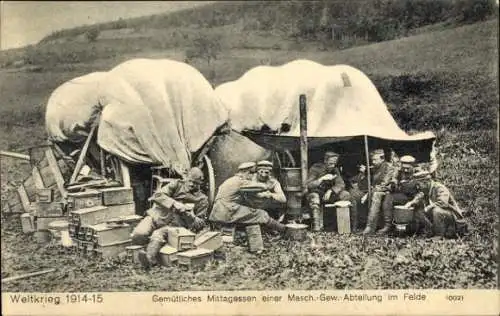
[106,214,143,233]
[166,227,196,251]
[70,203,135,227]
[36,188,54,203]
[100,187,134,206]
[177,248,214,268]
[159,245,179,266]
[34,201,65,217]
[194,231,223,251]
[36,216,68,231]
[21,213,36,233]
[67,190,102,212]
[89,222,131,245]
[95,239,131,259]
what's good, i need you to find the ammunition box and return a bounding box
[100,187,134,206]
[70,203,134,227]
[36,188,54,203]
[89,222,131,245]
[177,248,214,268]
[193,231,223,251]
[166,227,196,251]
[95,239,131,259]
[33,201,65,217]
[67,190,102,212]
[159,245,179,266]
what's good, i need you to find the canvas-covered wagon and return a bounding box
[213,59,437,222]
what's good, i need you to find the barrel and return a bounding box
[280,168,301,191]
[245,224,264,253]
[285,223,307,241]
[393,205,414,224]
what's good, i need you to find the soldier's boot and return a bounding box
[311,206,323,232]
[265,217,286,234]
[376,202,393,235]
[138,239,163,270]
[363,192,384,235]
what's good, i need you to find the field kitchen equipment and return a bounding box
[393,205,415,235]
[177,248,214,268]
[166,227,196,251]
[285,223,308,241]
[159,245,179,266]
[280,168,303,220]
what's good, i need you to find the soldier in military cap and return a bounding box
[306,151,353,231]
[404,170,468,238]
[131,167,209,269]
[246,160,287,219]
[209,162,286,235]
[378,155,420,235]
[349,148,397,235]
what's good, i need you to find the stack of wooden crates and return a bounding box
[67,187,142,258]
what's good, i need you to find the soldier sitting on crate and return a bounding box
[208,162,287,244]
[378,155,423,235]
[403,171,468,238]
[245,160,287,220]
[131,167,208,269]
[306,151,354,232]
[349,149,398,235]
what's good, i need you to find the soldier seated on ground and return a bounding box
[208,162,286,252]
[131,167,208,269]
[379,155,423,235]
[245,160,287,220]
[404,171,468,238]
[306,151,354,232]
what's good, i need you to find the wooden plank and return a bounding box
[45,147,66,195]
[17,185,31,213]
[70,124,97,184]
[1,268,56,283]
[32,166,45,189]
[120,161,131,187]
[0,151,30,161]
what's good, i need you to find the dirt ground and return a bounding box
[1,130,497,291]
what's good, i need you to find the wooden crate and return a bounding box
[36,188,53,203]
[70,203,135,227]
[95,239,131,259]
[67,190,102,212]
[33,201,64,217]
[159,245,179,266]
[193,231,223,251]
[166,227,196,251]
[177,248,214,268]
[36,216,68,231]
[100,187,134,206]
[89,222,131,245]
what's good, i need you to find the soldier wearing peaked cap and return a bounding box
[245,160,287,219]
[209,161,286,242]
[306,151,355,232]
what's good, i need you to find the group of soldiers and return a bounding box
[130,149,468,269]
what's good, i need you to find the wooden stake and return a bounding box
[299,94,308,201]
[1,268,56,283]
[0,151,30,161]
[363,135,372,209]
[69,124,98,184]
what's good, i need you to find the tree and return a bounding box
[85,28,100,42]
[185,34,222,67]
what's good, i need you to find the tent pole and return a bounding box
[299,94,308,219]
[364,135,372,209]
[69,123,98,184]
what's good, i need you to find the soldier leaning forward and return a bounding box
[404,171,468,238]
[131,167,208,269]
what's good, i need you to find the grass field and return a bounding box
[0,17,498,290]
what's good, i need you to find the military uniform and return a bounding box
[132,174,208,268]
[410,176,466,238]
[245,174,286,217]
[306,162,354,231]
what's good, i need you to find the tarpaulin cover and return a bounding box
[45,59,228,174]
[215,60,436,153]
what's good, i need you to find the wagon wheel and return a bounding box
[273,150,297,169]
[200,154,216,211]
